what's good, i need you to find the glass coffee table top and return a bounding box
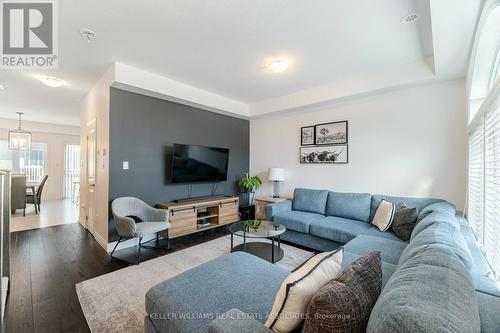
[229,220,286,238]
[229,220,286,263]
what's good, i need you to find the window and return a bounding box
[0,140,47,181]
[63,144,80,198]
[467,1,500,280]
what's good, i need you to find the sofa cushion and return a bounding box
[325,191,371,222]
[410,211,459,241]
[344,235,407,265]
[273,211,324,233]
[367,246,481,333]
[361,226,404,242]
[370,194,443,221]
[292,188,329,215]
[476,291,500,333]
[145,252,288,333]
[309,217,371,244]
[418,201,456,221]
[342,251,396,288]
[302,252,382,333]
[460,222,492,277]
[398,222,473,272]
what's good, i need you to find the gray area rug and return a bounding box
[76,234,314,333]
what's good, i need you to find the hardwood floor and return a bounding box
[5,223,228,333]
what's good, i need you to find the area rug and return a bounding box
[76,235,314,333]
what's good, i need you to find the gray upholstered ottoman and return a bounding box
[144,252,288,333]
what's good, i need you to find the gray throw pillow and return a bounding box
[302,251,382,333]
[390,202,417,241]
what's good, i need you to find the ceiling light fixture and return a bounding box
[9,112,31,150]
[401,12,419,24]
[0,84,4,90]
[36,75,66,88]
[80,28,96,43]
[267,57,291,73]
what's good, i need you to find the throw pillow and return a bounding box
[371,200,395,232]
[302,251,382,333]
[391,202,418,241]
[126,215,143,223]
[265,248,344,333]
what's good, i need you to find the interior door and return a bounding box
[86,119,97,235]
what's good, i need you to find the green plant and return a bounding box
[239,172,262,206]
[241,219,261,232]
[239,173,262,192]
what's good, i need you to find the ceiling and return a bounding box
[0,0,483,126]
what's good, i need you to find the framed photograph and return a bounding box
[300,145,348,164]
[315,121,348,145]
[301,126,315,146]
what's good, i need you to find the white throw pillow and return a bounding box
[265,248,343,333]
[372,199,396,231]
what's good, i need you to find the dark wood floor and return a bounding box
[5,223,228,333]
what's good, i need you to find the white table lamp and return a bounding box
[268,168,285,198]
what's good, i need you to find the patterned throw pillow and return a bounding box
[265,248,344,333]
[371,200,395,231]
[302,252,382,333]
[391,202,418,241]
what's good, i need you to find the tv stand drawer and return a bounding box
[169,210,196,237]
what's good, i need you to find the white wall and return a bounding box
[250,79,467,209]
[0,118,80,201]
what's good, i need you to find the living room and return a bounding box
[1,0,499,332]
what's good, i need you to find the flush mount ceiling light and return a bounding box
[267,57,291,73]
[401,12,419,24]
[80,28,96,43]
[9,112,31,150]
[36,75,66,88]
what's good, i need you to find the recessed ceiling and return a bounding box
[0,0,483,126]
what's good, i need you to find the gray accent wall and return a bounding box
[108,88,249,241]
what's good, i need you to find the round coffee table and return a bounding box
[229,220,286,263]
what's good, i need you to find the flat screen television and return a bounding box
[170,144,230,183]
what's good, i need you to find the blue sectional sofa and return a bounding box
[145,188,500,333]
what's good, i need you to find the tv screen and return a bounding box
[171,144,229,183]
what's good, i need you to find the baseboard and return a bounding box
[106,233,157,253]
[93,231,108,251]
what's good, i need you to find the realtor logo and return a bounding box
[1,0,58,69]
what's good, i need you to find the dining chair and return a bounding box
[27,175,48,214]
[110,197,171,265]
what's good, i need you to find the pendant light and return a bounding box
[9,112,31,150]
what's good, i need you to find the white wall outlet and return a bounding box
[123,161,129,170]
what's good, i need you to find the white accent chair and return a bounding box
[110,197,171,265]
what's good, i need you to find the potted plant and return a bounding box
[239,172,262,206]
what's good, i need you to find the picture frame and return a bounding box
[300,145,348,164]
[314,121,348,145]
[300,126,315,146]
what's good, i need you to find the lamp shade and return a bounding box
[268,168,285,181]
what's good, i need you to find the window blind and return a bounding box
[484,94,500,276]
[468,123,484,245]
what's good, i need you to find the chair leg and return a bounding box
[34,203,38,214]
[137,237,143,265]
[140,230,171,251]
[110,236,122,258]
[23,209,25,217]
[110,236,141,266]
